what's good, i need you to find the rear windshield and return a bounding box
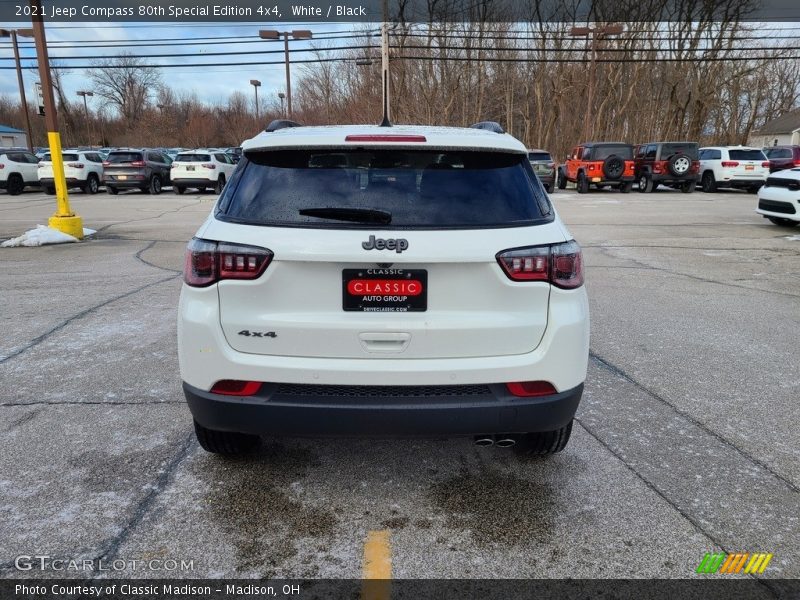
[43,153,79,162]
[765,148,792,159]
[660,143,698,159]
[729,149,766,161]
[107,152,143,163]
[218,149,551,229]
[528,152,551,161]
[586,145,633,160]
[176,153,211,162]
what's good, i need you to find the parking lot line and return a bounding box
[361,530,391,600]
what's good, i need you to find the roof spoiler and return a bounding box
[470,121,505,134]
[265,119,303,132]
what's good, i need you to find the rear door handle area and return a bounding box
[358,332,411,354]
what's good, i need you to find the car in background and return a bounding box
[633,141,699,193]
[103,149,172,195]
[170,150,236,194]
[763,145,800,173]
[38,149,104,194]
[225,147,243,164]
[698,146,769,193]
[557,142,635,193]
[179,120,588,456]
[756,169,800,227]
[528,149,556,193]
[0,150,40,195]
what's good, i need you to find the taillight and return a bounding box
[506,381,557,397]
[130,160,145,167]
[67,162,84,168]
[721,161,739,167]
[794,160,800,167]
[201,163,216,169]
[496,240,583,289]
[183,238,272,287]
[102,161,110,166]
[345,134,427,142]
[210,380,262,396]
[761,161,770,168]
[0,163,4,169]
[653,163,663,174]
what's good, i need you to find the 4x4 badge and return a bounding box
[362,235,408,253]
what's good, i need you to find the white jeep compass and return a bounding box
[178,120,590,456]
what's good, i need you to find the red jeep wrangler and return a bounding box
[557,143,635,193]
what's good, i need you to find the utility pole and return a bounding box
[0,28,34,151]
[250,79,261,120]
[380,0,391,126]
[30,0,83,239]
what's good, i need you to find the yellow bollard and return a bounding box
[46,131,83,239]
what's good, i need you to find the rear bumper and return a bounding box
[184,381,583,436]
[39,177,87,186]
[172,177,215,187]
[104,175,148,188]
[650,174,699,184]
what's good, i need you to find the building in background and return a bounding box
[750,110,800,148]
[0,125,28,148]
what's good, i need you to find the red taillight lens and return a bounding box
[653,163,663,174]
[496,240,583,289]
[201,163,216,169]
[721,161,739,167]
[184,238,272,287]
[130,160,145,167]
[210,380,262,396]
[506,381,557,397]
[761,161,770,168]
[67,162,84,168]
[0,163,4,169]
[793,160,800,167]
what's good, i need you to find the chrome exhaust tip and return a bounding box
[494,436,517,448]
[474,435,495,447]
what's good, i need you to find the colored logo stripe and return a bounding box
[697,552,773,574]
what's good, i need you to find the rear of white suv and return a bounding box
[178,122,589,456]
[171,150,235,194]
[38,150,104,194]
[699,146,770,193]
[756,169,800,227]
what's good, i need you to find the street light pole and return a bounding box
[278,92,286,118]
[258,29,312,120]
[570,24,624,141]
[30,0,82,239]
[0,28,35,151]
[250,79,261,120]
[76,90,93,148]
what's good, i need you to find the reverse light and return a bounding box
[345,134,427,143]
[496,240,584,289]
[506,381,557,397]
[210,380,262,396]
[184,238,273,287]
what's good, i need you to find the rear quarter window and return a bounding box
[218,149,552,229]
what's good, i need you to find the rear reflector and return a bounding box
[496,240,584,289]
[345,134,427,143]
[210,380,262,396]
[506,381,557,397]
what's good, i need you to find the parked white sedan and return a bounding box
[171,150,236,194]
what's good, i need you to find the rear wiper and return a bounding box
[299,207,392,225]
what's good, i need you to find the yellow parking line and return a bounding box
[361,529,391,600]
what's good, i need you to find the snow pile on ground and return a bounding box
[785,235,800,241]
[1,225,96,248]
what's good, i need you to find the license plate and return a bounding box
[343,269,427,312]
[117,175,127,180]
[187,166,195,171]
[745,165,754,170]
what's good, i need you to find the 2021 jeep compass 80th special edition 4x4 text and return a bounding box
[178,120,590,456]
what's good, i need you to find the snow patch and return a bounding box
[785,235,800,241]
[1,225,96,248]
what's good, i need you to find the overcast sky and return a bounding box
[0,22,373,111]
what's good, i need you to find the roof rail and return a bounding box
[265,119,303,132]
[470,121,505,134]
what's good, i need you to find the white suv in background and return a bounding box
[0,150,40,195]
[698,146,769,193]
[171,150,236,194]
[178,120,590,457]
[38,150,104,194]
[756,169,800,228]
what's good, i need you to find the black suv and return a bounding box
[633,142,700,193]
[103,149,172,195]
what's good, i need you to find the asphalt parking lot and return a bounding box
[1,185,798,583]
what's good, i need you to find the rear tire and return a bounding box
[638,174,653,193]
[107,186,118,195]
[576,172,589,194]
[45,185,56,195]
[6,174,24,196]
[514,420,573,456]
[557,168,567,190]
[214,175,226,195]
[767,217,800,227]
[680,181,695,194]
[620,181,633,194]
[194,420,260,455]
[701,171,717,193]
[148,175,162,195]
[82,174,99,194]
[748,185,762,194]
[174,185,185,195]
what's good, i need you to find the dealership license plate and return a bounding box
[187,166,195,171]
[745,165,755,170]
[343,269,427,312]
[117,175,127,180]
